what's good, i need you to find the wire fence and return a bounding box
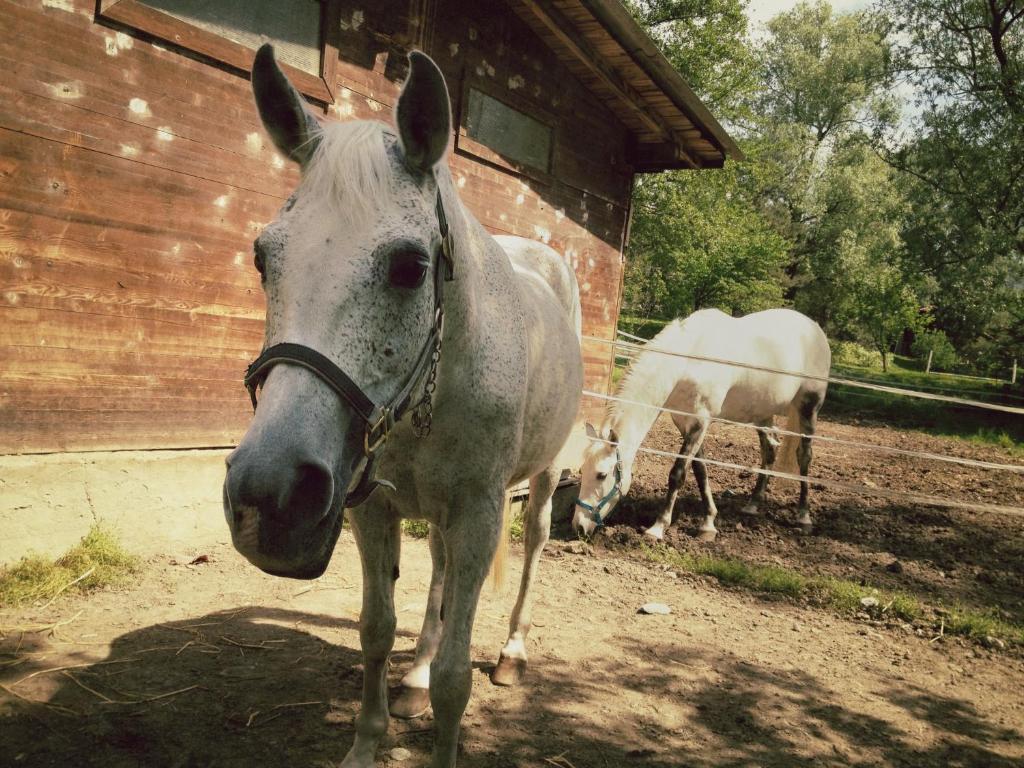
[583,334,1024,416]
[584,435,1024,519]
[577,327,1023,520]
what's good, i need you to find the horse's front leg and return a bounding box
[341,508,401,768]
[392,522,445,718]
[645,446,687,541]
[692,447,721,541]
[429,493,502,768]
[493,466,559,686]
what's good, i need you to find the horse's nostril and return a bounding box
[287,461,335,521]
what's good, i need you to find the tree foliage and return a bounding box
[621,0,1022,375]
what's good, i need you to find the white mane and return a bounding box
[298,120,402,232]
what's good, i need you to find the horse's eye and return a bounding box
[596,472,608,481]
[389,249,430,289]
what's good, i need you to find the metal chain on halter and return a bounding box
[411,176,454,440]
[411,308,444,438]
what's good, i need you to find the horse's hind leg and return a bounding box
[742,426,778,516]
[796,396,821,531]
[393,523,445,718]
[340,508,401,768]
[492,465,559,687]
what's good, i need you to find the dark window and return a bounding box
[464,88,553,173]
[456,80,555,181]
[98,0,340,103]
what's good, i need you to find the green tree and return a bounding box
[624,168,789,319]
[626,0,757,120]
[748,1,898,295]
[874,0,1024,371]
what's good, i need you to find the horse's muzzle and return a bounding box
[223,450,348,579]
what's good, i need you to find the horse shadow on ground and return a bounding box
[1,608,1019,767]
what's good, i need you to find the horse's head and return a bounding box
[573,422,632,536]
[223,45,453,578]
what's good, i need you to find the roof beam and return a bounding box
[513,0,699,169]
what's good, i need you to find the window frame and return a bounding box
[455,74,557,185]
[97,0,341,105]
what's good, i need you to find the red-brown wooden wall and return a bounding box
[0,0,629,453]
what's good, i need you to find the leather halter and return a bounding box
[243,184,455,508]
[574,447,623,528]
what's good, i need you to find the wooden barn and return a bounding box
[0,0,738,459]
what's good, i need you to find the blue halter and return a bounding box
[574,448,623,528]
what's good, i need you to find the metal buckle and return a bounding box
[364,411,390,455]
[440,236,454,281]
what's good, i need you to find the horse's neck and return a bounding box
[438,171,507,335]
[609,351,682,465]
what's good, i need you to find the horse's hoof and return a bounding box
[491,655,527,687]
[696,529,718,542]
[798,523,813,535]
[390,686,431,719]
[741,503,760,516]
[643,527,664,541]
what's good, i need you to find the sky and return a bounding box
[745,0,870,33]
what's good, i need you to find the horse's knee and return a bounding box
[360,612,396,658]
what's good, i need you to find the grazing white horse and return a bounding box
[573,308,830,541]
[223,46,582,767]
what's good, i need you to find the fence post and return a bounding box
[1013,358,1018,385]
[925,349,933,374]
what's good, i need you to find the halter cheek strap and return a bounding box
[574,448,623,528]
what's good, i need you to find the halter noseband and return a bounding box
[574,447,623,528]
[243,182,455,508]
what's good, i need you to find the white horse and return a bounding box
[223,46,582,768]
[573,308,830,541]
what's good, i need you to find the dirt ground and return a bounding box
[2,415,1024,768]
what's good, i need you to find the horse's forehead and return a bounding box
[584,443,615,467]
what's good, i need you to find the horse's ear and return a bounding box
[585,422,599,440]
[608,427,620,445]
[251,44,321,166]
[395,51,451,173]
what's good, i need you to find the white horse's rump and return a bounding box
[575,308,830,540]
[223,47,582,768]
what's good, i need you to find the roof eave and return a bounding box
[581,0,745,164]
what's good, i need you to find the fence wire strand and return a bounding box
[583,334,1024,416]
[582,390,1024,474]
[585,436,1024,519]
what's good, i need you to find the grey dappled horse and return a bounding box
[222,46,582,768]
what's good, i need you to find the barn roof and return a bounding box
[506,0,743,170]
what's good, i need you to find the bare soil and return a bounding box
[2,416,1023,767]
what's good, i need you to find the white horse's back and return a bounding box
[656,308,830,424]
[495,235,581,338]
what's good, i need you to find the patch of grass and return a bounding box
[401,509,526,543]
[807,577,923,624]
[0,524,140,608]
[824,358,1024,450]
[965,428,1020,454]
[401,519,431,539]
[942,606,1024,644]
[642,545,805,598]
[637,542,1024,646]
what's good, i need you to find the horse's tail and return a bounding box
[489,492,511,592]
[774,403,802,481]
